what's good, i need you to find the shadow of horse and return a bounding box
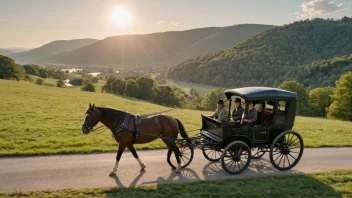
[110,171,146,188]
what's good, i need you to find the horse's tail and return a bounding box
[175,118,189,139]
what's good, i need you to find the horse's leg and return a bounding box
[109,143,126,176]
[170,142,182,173]
[127,144,146,171]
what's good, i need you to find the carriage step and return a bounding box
[200,130,222,143]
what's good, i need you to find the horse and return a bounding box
[81,103,190,176]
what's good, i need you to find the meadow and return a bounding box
[2,169,351,198]
[0,79,351,156]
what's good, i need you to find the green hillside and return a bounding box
[167,17,352,88]
[0,80,351,156]
[41,24,273,67]
[8,39,98,64]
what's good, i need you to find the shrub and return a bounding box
[36,78,44,85]
[81,80,96,92]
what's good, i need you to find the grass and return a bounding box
[1,169,351,198]
[166,79,220,95]
[0,79,351,156]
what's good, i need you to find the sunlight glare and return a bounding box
[112,7,132,26]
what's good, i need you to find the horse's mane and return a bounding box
[96,107,126,119]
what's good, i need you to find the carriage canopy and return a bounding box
[224,87,297,100]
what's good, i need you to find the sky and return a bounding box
[0,0,351,48]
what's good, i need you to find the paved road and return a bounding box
[0,148,351,193]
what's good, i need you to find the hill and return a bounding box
[8,39,98,64]
[0,49,13,56]
[167,17,352,88]
[38,24,274,67]
[0,80,351,156]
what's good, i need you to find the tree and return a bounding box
[69,78,84,86]
[111,78,126,94]
[36,78,44,85]
[136,77,155,100]
[153,85,180,107]
[91,77,100,83]
[201,88,226,111]
[56,79,66,88]
[309,87,333,117]
[124,79,139,97]
[81,80,96,92]
[0,55,25,80]
[279,81,310,116]
[190,88,200,98]
[24,74,33,82]
[328,72,352,121]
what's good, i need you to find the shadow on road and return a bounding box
[111,171,146,188]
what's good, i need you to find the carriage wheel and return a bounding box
[202,146,223,162]
[167,142,194,169]
[251,147,265,159]
[221,141,251,175]
[270,131,304,171]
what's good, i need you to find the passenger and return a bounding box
[243,101,257,126]
[232,98,244,122]
[210,99,229,122]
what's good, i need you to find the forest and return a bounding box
[167,17,352,89]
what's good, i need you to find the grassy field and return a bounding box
[27,75,58,86]
[2,169,351,198]
[166,79,221,95]
[0,79,351,156]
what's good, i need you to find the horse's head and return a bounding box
[82,103,100,134]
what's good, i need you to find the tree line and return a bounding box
[0,55,97,91]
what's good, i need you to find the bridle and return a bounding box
[82,109,107,134]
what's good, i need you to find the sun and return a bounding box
[112,7,132,26]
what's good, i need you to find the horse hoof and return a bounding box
[140,168,145,172]
[109,172,116,177]
[141,163,147,169]
[171,167,176,170]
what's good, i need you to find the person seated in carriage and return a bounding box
[210,99,229,122]
[232,98,244,122]
[243,101,257,127]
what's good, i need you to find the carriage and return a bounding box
[169,87,304,175]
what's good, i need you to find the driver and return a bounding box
[210,99,228,122]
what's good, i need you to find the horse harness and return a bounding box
[113,112,141,144]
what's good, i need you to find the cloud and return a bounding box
[170,21,179,26]
[157,20,165,24]
[295,0,344,19]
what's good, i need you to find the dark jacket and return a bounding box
[245,108,258,123]
[232,106,244,121]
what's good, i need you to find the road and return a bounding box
[0,147,351,193]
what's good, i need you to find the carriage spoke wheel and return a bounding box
[202,146,223,162]
[221,141,251,175]
[251,147,265,159]
[270,131,304,171]
[167,142,194,169]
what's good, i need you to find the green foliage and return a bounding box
[297,54,352,89]
[190,88,200,98]
[0,55,25,80]
[23,64,65,79]
[136,77,155,100]
[201,88,226,111]
[279,81,310,116]
[36,78,44,85]
[124,79,139,97]
[24,74,33,82]
[81,80,96,92]
[91,77,99,83]
[328,72,352,121]
[309,87,334,117]
[69,78,84,86]
[56,79,66,88]
[167,17,352,88]
[111,78,127,95]
[153,85,180,107]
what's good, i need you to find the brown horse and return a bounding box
[81,103,189,176]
